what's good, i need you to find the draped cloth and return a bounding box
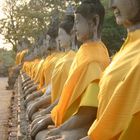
[37,52,65,91]
[22,59,40,77]
[51,41,110,126]
[19,49,28,64]
[36,55,53,89]
[88,29,140,140]
[33,59,45,83]
[16,49,28,65]
[51,50,76,103]
[15,52,21,65]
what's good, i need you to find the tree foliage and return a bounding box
[101,0,127,55]
[0,0,127,55]
[0,0,67,51]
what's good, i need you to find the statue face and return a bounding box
[33,47,38,57]
[109,0,139,26]
[48,38,57,52]
[17,44,21,52]
[21,40,28,50]
[45,35,51,48]
[40,44,45,56]
[75,13,90,42]
[58,28,71,49]
[55,36,61,51]
[41,35,50,55]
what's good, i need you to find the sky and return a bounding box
[0,0,12,50]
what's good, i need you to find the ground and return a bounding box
[0,77,12,140]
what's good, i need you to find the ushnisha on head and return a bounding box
[17,38,30,52]
[47,17,60,53]
[58,16,74,50]
[75,0,105,42]
[109,0,140,31]
[58,3,75,50]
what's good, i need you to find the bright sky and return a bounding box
[0,0,12,50]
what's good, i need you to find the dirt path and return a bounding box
[0,77,12,140]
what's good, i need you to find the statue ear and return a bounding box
[88,15,100,34]
[88,14,100,39]
[88,15,99,31]
[92,14,99,31]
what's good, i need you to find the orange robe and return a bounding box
[51,50,76,103]
[37,53,65,92]
[19,49,28,64]
[15,52,21,65]
[37,54,57,90]
[88,29,140,140]
[51,41,110,126]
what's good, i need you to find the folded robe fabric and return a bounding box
[51,50,76,103]
[16,49,28,65]
[51,41,110,126]
[15,52,21,65]
[36,55,53,89]
[19,49,28,64]
[33,59,45,83]
[30,59,40,78]
[88,29,140,140]
[37,52,65,91]
[119,111,140,140]
[79,82,99,108]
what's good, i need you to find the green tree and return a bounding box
[0,0,127,55]
[101,0,127,55]
[0,0,67,52]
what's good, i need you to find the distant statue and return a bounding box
[7,38,30,90]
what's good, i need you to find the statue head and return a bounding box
[17,43,22,52]
[43,34,51,49]
[47,18,60,53]
[33,46,39,58]
[109,0,140,27]
[18,38,30,51]
[40,34,51,57]
[75,0,105,42]
[23,47,35,61]
[58,15,74,49]
[37,33,49,57]
[37,34,44,47]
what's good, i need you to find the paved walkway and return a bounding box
[0,77,12,140]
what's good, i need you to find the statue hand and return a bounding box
[25,94,35,105]
[27,103,37,120]
[32,111,42,121]
[45,135,63,140]
[31,116,45,129]
[47,127,61,136]
[31,117,49,137]
[79,136,90,140]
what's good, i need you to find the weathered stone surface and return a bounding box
[7,65,21,90]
